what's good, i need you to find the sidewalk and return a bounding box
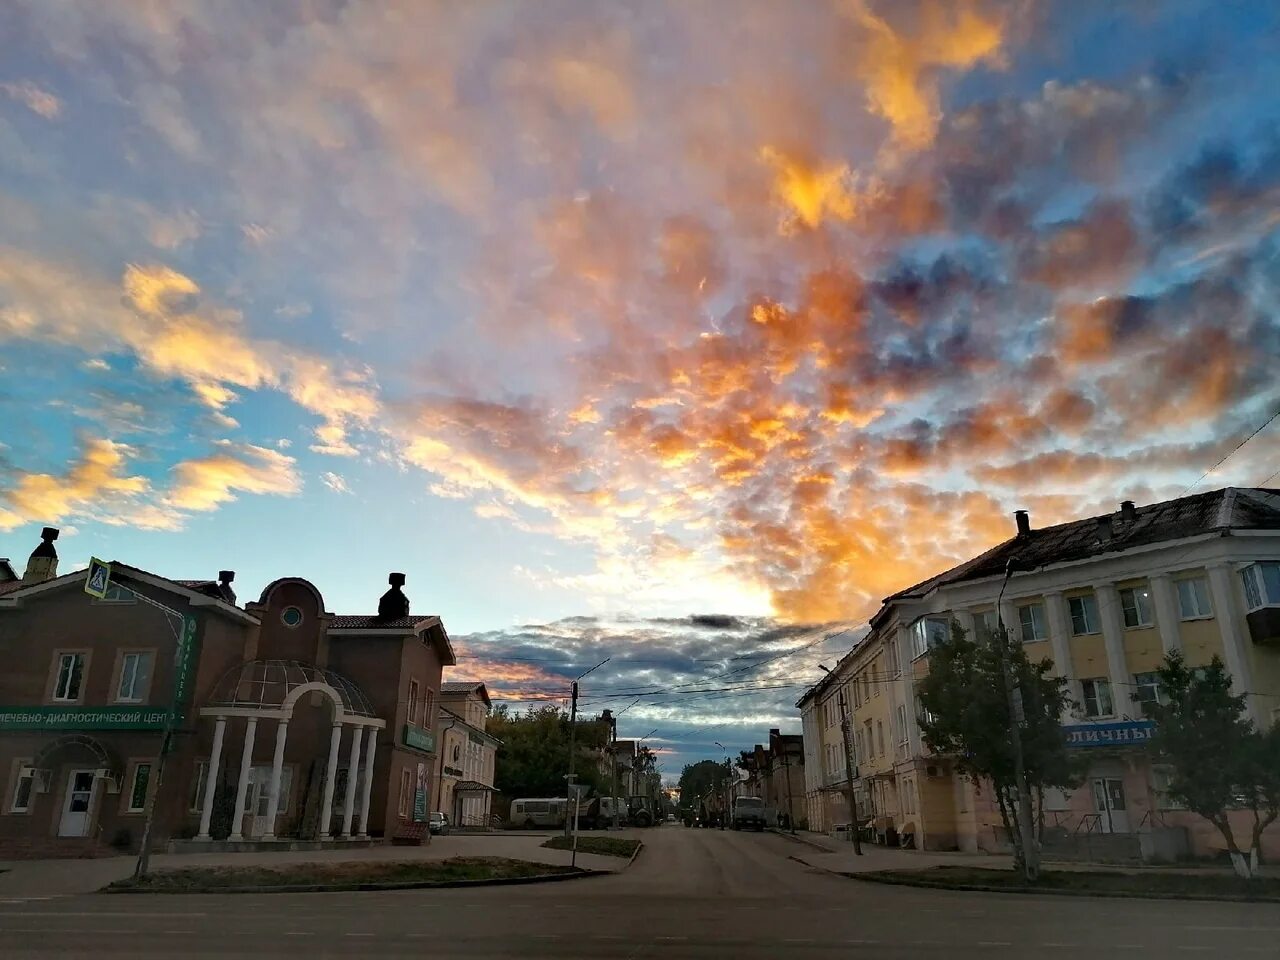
[0,832,633,898]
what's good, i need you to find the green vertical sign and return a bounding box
[171,615,199,721]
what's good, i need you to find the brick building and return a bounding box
[0,529,454,857]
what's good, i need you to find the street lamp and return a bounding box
[565,658,610,837]
[819,664,862,855]
[714,741,730,830]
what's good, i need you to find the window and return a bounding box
[1152,765,1186,810]
[976,609,999,642]
[862,673,870,703]
[1068,595,1100,635]
[903,777,916,814]
[853,675,862,707]
[189,761,208,812]
[1018,603,1047,643]
[1241,563,1280,611]
[126,762,152,813]
[398,767,412,818]
[423,689,436,726]
[1132,672,1162,715]
[407,679,420,725]
[873,657,882,697]
[1176,577,1213,619]
[1081,678,1114,718]
[9,762,34,813]
[1120,585,1154,628]
[280,605,304,628]
[1043,786,1072,811]
[876,721,885,757]
[52,653,85,702]
[885,639,899,676]
[115,652,153,703]
[911,617,949,658]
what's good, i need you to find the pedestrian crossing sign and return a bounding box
[84,558,112,599]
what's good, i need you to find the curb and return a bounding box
[837,870,1280,904]
[624,840,644,870]
[773,831,843,853]
[102,867,603,896]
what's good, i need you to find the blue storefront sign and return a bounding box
[1063,720,1154,748]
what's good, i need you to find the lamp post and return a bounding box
[714,741,730,830]
[819,665,862,855]
[997,556,1039,881]
[564,658,610,837]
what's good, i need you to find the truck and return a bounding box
[573,795,628,829]
[731,796,766,831]
[627,795,656,827]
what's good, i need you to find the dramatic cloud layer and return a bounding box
[1,1,1279,749]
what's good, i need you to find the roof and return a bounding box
[0,579,26,596]
[440,680,491,706]
[328,614,441,630]
[881,487,1280,611]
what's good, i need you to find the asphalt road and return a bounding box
[2,826,1278,958]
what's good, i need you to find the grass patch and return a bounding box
[865,866,1280,900]
[106,857,575,892]
[542,835,641,858]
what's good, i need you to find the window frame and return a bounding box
[407,678,420,726]
[49,650,89,703]
[7,759,35,814]
[113,649,155,704]
[911,617,949,659]
[876,721,885,757]
[1017,603,1048,643]
[1068,595,1101,636]
[1176,577,1213,620]
[1131,671,1163,715]
[188,760,208,813]
[1081,677,1114,718]
[1241,563,1280,612]
[123,760,154,814]
[1119,585,1155,629]
[976,609,999,642]
[398,767,413,819]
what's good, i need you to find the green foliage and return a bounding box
[677,759,731,810]
[916,620,1078,866]
[488,704,607,799]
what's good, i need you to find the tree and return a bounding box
[917,621,1078,877]
[677,759,731,814]
[488,704,608,800]
[1147,652,1276,878]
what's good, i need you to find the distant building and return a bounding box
[0,529,454,857]
[435,681,500,829]
[731,730,805,828]
[799,488,1280,861]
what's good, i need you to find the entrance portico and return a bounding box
[195,660,385,845]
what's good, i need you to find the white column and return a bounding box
[1207,563,1259,723]
[1149,574,1183,656]
[357,727,378,838]
[228,716,258,841]
[953,609,976,641]
[318,723,343,838]
[895,624,919,757]
[262,719,289,840]
[1094,583,1134,718]
[196,716,227,841]
[1043,591,1074,680]
[340,725,364,838]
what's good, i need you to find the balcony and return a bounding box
[1246,606,1280,645]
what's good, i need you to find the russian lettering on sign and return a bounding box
[1063,720,1155,748]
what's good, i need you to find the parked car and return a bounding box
[429,812,451,835]
[731,796,766,831]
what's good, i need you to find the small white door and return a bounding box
[59,770,96,837]
[248,766,290,838]
[1092,778,1129,833]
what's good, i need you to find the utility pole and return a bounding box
[997,557,1039,880]
[781,739,797,835]
[565,680,579,838]
[837,686,863,855]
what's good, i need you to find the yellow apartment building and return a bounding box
[799,487,1280,860]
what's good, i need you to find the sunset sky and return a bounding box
[2,1,1278,774]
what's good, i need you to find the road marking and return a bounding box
[162,930,194,935]
[0,911,205,918]
[1041,944,1080,949]
[657,936,689,941]
[977,942,1012,947]
[283,932,313,937]
[784,938,816,943]
[1175,948,1214,953]
[844,940,880,946]
[344,933,375,938]
[1185,926,1280,933]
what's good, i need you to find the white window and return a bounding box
[873,657,882,697]
[126,762,153,813]
[1132,672,1162,715]
[1043,786,1072,811]
[1152,765,1186,810]
[876,721,885,757]
[9,762,35,813]
[911,617,949,658]
[1068,595,1100,636]
[1120,586,1154,629]
[52,653,85,702]
[853,675,863,707]
[1081,678,1114,718]
[903,778,916,814]
[896,704,909,748]
[976,609,999,642]
[1018,603,1047,642]
[862,673,870,702]
[116,652,153,703]
[885,639,900,675]
[398,767,412,819]
[423,689,436,726]
[1241,563,1280,611]
[1176,577,1213,619]
[407,679,420,726]
[188,761,208,812]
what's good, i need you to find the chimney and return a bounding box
[1014,510,1031,537]
[23,527,59,583]
[1120,500,1137,524]
[377,572,409,621]
[1096,515,1113,539]
[217,570,236,604]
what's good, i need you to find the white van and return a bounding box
[509,798,568,828]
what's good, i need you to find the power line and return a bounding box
[1181,405,1280,495]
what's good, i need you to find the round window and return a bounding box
[281,606,303,628]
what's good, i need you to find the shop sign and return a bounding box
[403,724,436,753]
[171,615,200,720]
[0,705,170,731]
[1063,720,1154,748]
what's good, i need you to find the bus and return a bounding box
[509,797,568,828]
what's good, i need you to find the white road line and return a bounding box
[1041,944,1081,949]
[344,933,375,938]
[0,911,206,918]
[1175,948,1214,953]
[844,940,880,946]
[162,930,194,935]
[283,932,313,937]
[977,941,1012,947]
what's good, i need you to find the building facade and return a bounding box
[798,488,1280,859]
[0,530,454,857]
[732,730,806,828]
[435,681,500,829]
